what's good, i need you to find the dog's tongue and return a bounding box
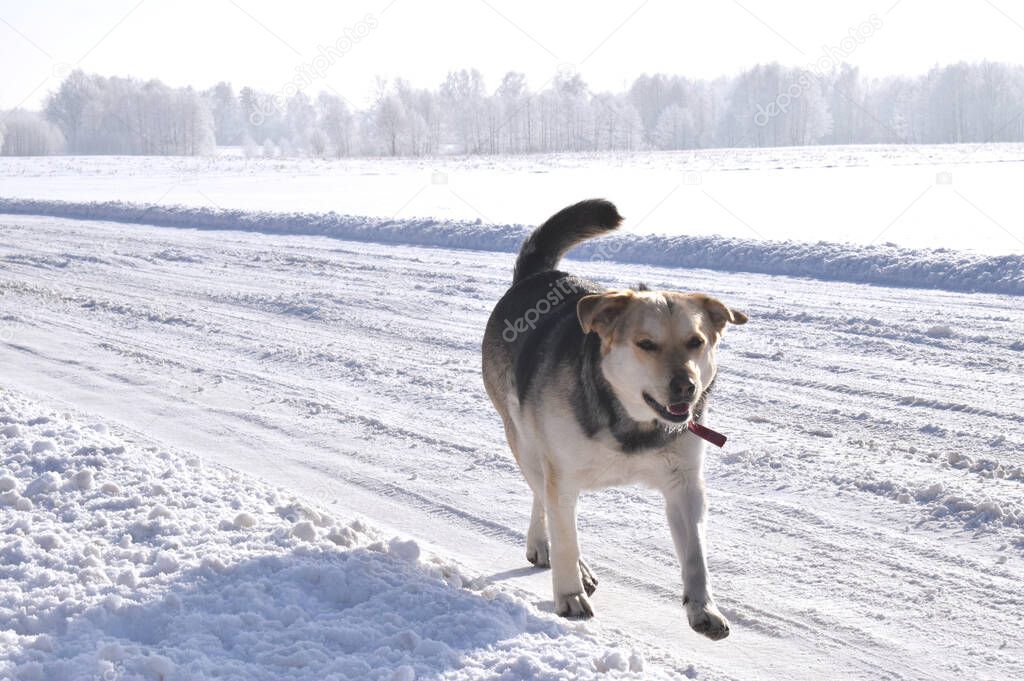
[662,401,729,448]
[667,402,690,416]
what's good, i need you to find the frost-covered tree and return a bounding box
[654,104,695,150]
[495,71,529,153]
[372,79,406,156]
[44,72,213,155]
[34,62,1024,157]
[278,136,296,158]
[309,128,328,157]
[205,81,241,145]
[285,92,316,154]
[316,92,352,157]
[238,87,261,135]
[1,110,65,155]
[589,93,643,151]
[440,69,485,153]
[44,70,95,152]
[241,132,259,158]
[393,79,436,156]
[551,72,592,152]
[828,64,863,144]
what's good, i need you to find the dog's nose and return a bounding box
[669,373,696,401]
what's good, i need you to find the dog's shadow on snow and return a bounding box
[486,565,539,583]
[485,564,562,615]
[33,544,576,679]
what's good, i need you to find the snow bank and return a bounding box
[3,197,1023,296]
[0,389,662,681]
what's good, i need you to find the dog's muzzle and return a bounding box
[642,392,691,423]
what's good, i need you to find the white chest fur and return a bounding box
[523,401,707,493]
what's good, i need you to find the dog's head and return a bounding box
[577,289,747,426]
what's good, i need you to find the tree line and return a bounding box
[3,61,1023,157]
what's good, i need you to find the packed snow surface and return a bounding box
[0,389,662,680]
[0,213,1021,680]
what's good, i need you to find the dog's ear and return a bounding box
[693,294,748,332]
[577,290,634,337]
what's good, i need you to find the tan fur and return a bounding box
[581,291,745,424]
[484,258,746,636]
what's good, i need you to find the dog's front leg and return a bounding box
[664,475,730,640]
[544,477,592,618]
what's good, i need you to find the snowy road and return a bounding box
[1,214,1022,680]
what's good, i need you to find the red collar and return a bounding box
[688,421,727,448]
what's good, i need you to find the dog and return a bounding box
[481,199,747,640]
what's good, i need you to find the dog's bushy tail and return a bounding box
[512,199,623,284]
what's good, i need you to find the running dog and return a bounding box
[481,199,746,640]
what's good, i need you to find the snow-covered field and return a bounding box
[1,197,1022,679]
[2,143,1023,254]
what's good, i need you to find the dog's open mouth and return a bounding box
[643,393,690,423]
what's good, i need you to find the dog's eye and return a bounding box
[686,336,705,349]
[635,339,658,352]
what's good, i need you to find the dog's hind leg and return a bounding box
[578,557,598,596]
[528,481,596,592]
[525,491,549,567]
[523,463,596,596]
[544,471,593,618]
[515,446,549,568]
[502,419,550,568]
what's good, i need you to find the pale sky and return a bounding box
[2,0,1024,110]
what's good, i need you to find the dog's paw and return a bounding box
[686,600,730,641]
[526,538,550,568]
[556,591,594,619]
[579,558,598,596]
